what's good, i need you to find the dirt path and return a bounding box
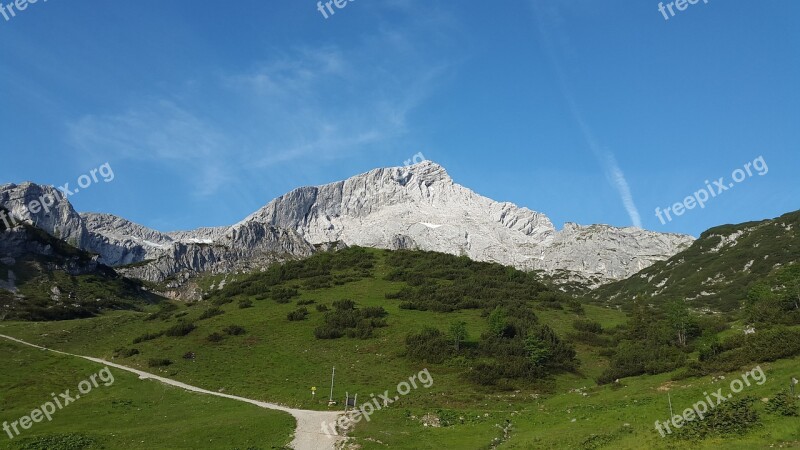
[0,334,344,450]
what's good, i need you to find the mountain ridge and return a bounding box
[1,161,694,289]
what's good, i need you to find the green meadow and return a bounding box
[1,248,798,449]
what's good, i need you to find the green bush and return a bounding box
[224,325,246,336]
[312,301,388,340]
[302,275,332,290]
[15,433,98,450]
[207,332,224,343]
[113,348,140,358]
[598,341,686,384]
[765,391,799,417]
[132,332,163,344]
[568,331,612,347]
[165,322,197,337]
[677,397,760,439]
[271,287,299,303]
[314,324,343,339]
[148,358,173,368]
[332,299,356,310]
[198,307,225,320]
[212,297,234,306]
[405,327,453,364]
[238,299,253,309]
[573,319,603,333]
[144,303,179,321]
[361,306,388,318]
[696,326,800,375]
[287,307,310,321]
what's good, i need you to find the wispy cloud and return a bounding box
[67,6,457,197]
[67,100,235,196]
[530,0,643,228]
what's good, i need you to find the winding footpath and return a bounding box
[0,334,344,450]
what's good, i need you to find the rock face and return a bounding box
[116,223,315,283]
[237,161,694,286]
[543,223,696,286]
[0,183,90,249]
[1,161,694,287]
[0,185,313,283]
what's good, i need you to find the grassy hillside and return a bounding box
[1,246,799,449]
[591,210,800,312]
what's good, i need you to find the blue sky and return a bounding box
[1,0,798,237]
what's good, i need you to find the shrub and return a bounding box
[539,301,563,310]
[224,325,246,336]
[144,303,178,321]
[238,299,253,309]
[297,299,316,306]
[314,324,343,339]
[15,434,98,450]
[198,307,225,320]
[696,326,800,374]
[332,299,356,310]
[677,397,760,439]
[212,297,234,306]
[148,358,172,368]
[271,287,299,303]
[114,348,140,358]
[315,304,330,312]
[165,322,197,337]
[568,331,612,347]
[362,306,388,318]
[287,307,310,321]
[765,391,799,417]
[597,341,686,384]
[207,332,224,342]
[312,301,389,340]
[405,327,453,364]
[467,362,503,386]
[302,276,332,290]
[573,319,603,334]
[567,300,585,315]
[346,321,375,339]
[132,332,163,344]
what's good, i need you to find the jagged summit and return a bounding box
[1,161,694,288]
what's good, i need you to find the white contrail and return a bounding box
[531,1,643,228]
[604,153,643,228]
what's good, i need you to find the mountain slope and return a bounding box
[591,210,800,311]
[0,207,161,320]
